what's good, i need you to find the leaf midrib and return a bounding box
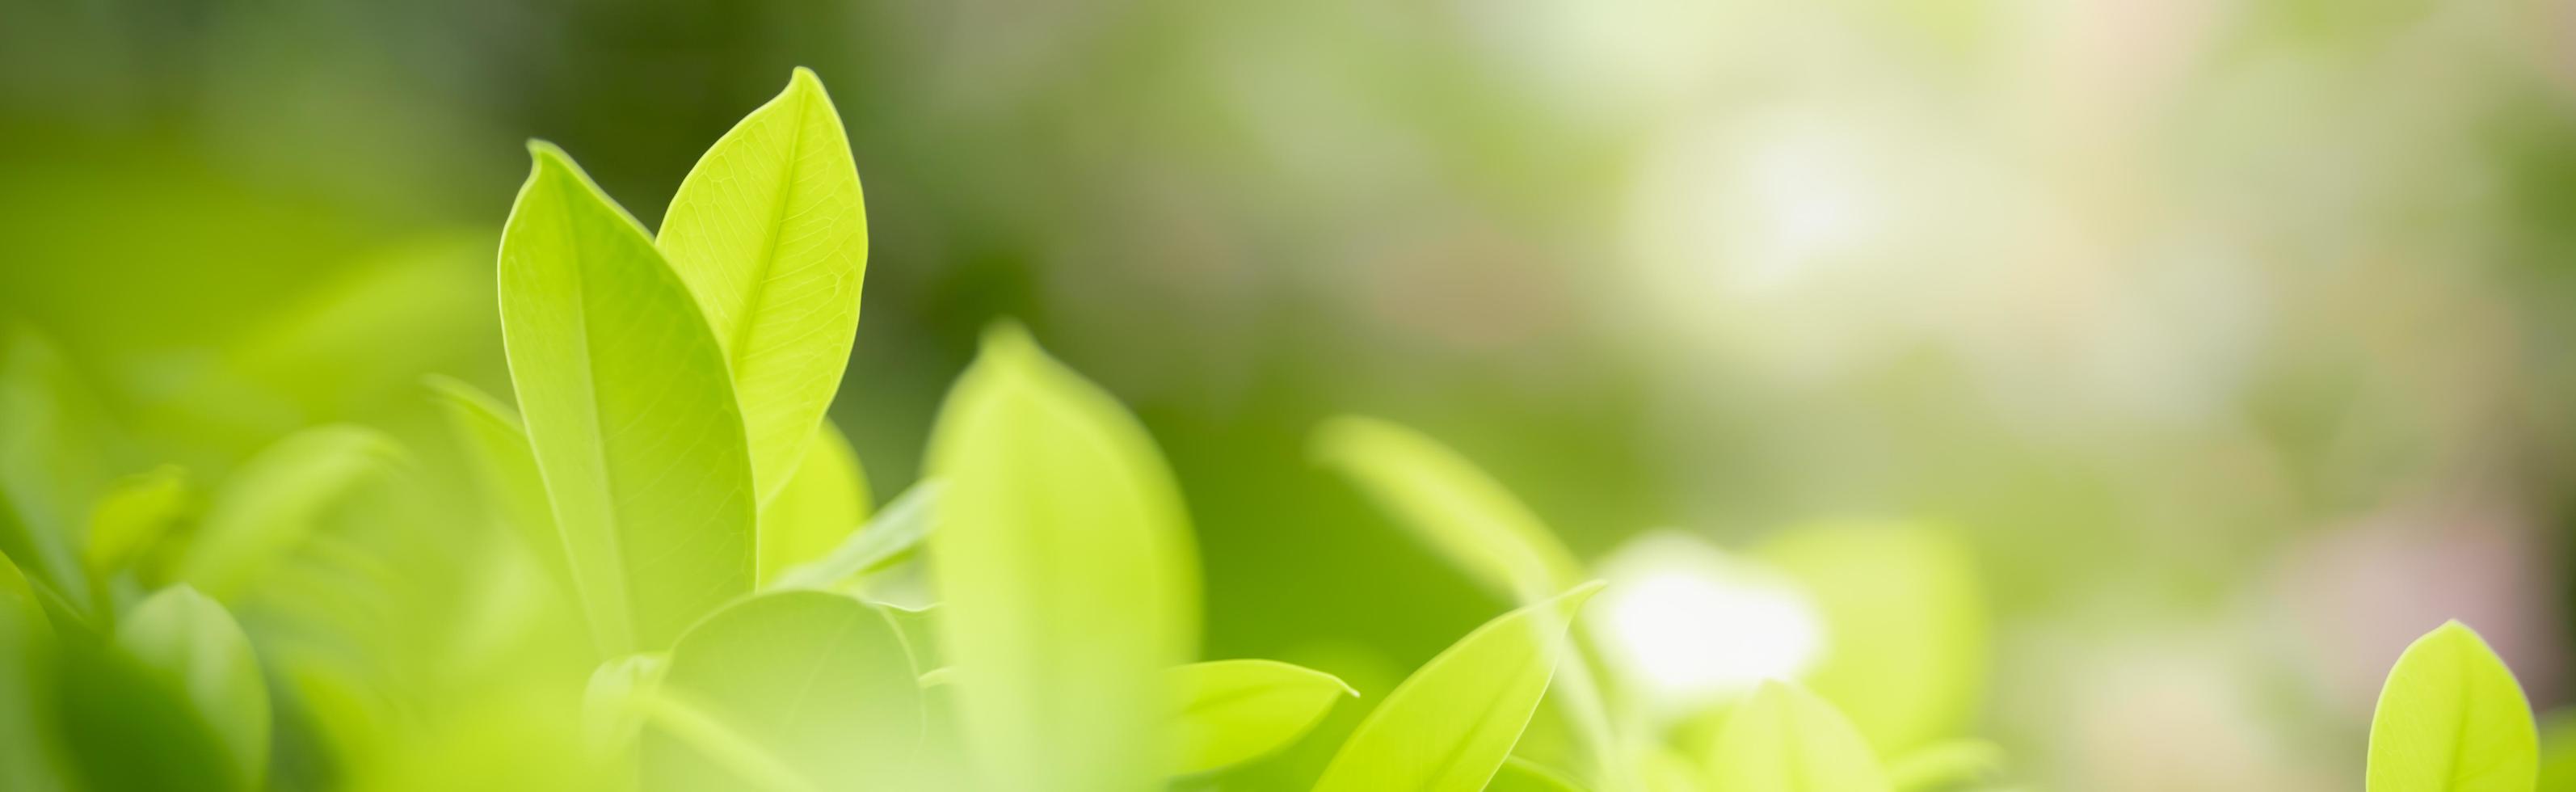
[725,87,812,380]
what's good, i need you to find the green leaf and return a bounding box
[499,142,757,654]
[82,466,195,579]
[55,635,242,791]
[1757,521,1985,752]
[427,375,571,589]
[879,601,943,676]
[1168,659,1355,775]
[658,67,869,506]
[1312,416,1583,601]
[928,324,1201,792]
[1491,757,1592,792]
[116,585,270,790]
[1884,739,2009,792]
[1703,680,1889,792]
[175,425,403,600]
[756,419,871,584]
[1311,583,1604,792]
[642,591,921,792]
[769,480,933,592]
[2367,621,2538,792]
[0,550,65,791]
[2538,710,2576,792]
[0,330,108,609]
[583,652,667,764]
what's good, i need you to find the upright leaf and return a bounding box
[116,585,270,790]
[0,330,108,608]
[2367,621,2537,792]
[756,419,871,584]
[659,67,869,505]
[642,591,922,792]
[928,325,1200,792]
[427,376,570,588]
[174,425,403,600]
[1703,680,1888,792]
[1313,416,1583,600]
[499,142,756,654]
[1311,583,1603,792]
[1168,659,1355,776]
[1758,521,1985,752]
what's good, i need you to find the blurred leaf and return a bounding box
[1491,757,1591,792]
[1313,416,1582,601]
[174,425,402,599]
[770,481,933,592]
[499,142,756,655]
[927,324,1200,792]
[0,330,107,609]
[54,633,242,791]
[1315,417,1624,787]
[757,419,872,584]
[82,466,195,580]
[658,67,869,506]
[1703,680,1888,792]
[641,591,921,792]
[1311,583,1603,792]
[1884,739,2009,792]
[583,652,667,766]
[2540,710,2576,791]
[1168,659,1354,776]
[426,376,570,589]
[114,585,269,790]
[0,550,65,791]
[1758,521,1985,752]
[878,601,942,676]
[2366,621,2536,792]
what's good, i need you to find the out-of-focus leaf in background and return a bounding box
[640,591,920,792]
[114,585,269,790]
[1703,680,1888,792]
[758,420,873,585]
[928,324,1200,792]
[1167,658,1355,776]
[1311,582,1603,792]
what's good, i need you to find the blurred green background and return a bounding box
[8,0,2576,788]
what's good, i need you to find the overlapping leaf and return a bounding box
[499,143,756,655]
[659,67,869,507]
[1311,583,1602,792]
[928,325,1200,792]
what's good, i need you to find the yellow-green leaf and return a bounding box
[928,324,1200,792]
[1884,739,2009,792]
[1313,416,1583,601]
[2367,621,2537,792]
[756,419,871,584]
[499,142,756,655]
[1705,680,1888,792]
[769,481,934,592]
[1758,521,1985,752]
[427,375,570,589]
[116,585,270,790]
[642,591,922,792]
[82,466,195,579]
[1491,757,1592,792]
[175,425,404,600]
[0,330,107,609]
[658,67,869,506]
[1169,659,1354,775]
[1311,583,1604,792]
